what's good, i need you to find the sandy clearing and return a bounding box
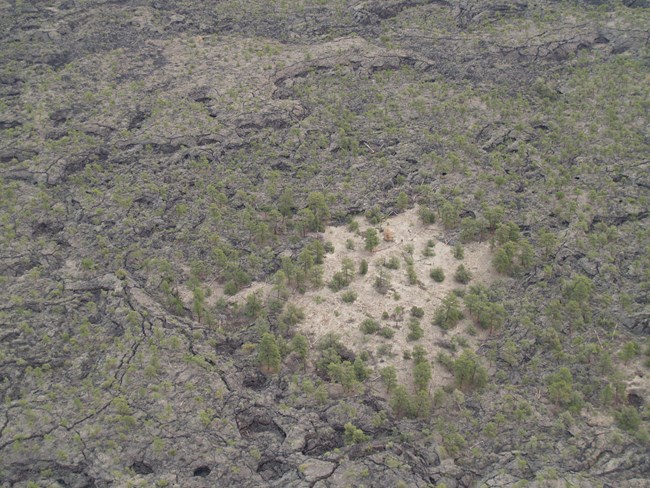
[287,207,500,390]
[214,207,504,392]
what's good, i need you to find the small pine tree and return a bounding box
[390,385,413,418]
[344,423,370,444]
[380,365,397,393]
[192,287,206,323]
[396,191,409,212]
[407,318,424,341]
[258,333,281,374]
[418,205,436,224]
[353,357,369,381]
[291,333,309,365]
[453,244,465,260]
[364,228,380,251]
[278,188,295,219]
[453,350,488,390]
[413,359,432,392]
[307,192,330,232]
[341,257,355,284]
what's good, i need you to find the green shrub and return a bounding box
[619,341,641,363]
[430,267,445,282]
[341,290,358,303]
[454,264,472,284]
[406,264,418,285]
[379,326,395,339]
[328,272,348,291]
[359,259,368,275]
[418,205,436,224]
[423,240,436,257]
[410,306,424,318]
[614,406,641,432]
[384,256,400,269]
[365,205,384,224]
[360,318,380,334]
[224,280,238,295]
[453,245,465,260]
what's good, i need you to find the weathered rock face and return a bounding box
[1,0,648,486]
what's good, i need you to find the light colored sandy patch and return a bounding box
[290,207,502,392]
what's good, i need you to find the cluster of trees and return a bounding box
[463,285,507,334]
[258,330,310,375]
[251,189,574,428]
[328,257,356,291]
[312,333,369,393]
[359,318,395,339]
[433,293,464,330]
[546,367,583,413]
[491,222,534,277]
[188,189,334,300]
[380,346,433,418]
[545,274,594,331]
[437,350,488,391]
[271,239,328,295]
[432,285,507,334]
